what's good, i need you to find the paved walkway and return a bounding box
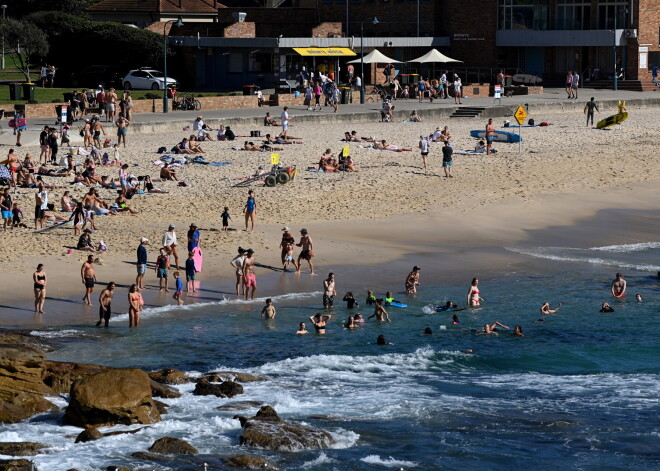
[2,87,657,147]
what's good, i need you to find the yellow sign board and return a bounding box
[293,47,356,57]
[514,105,527,125]
[270,153,279,165]
[342,145,350,157]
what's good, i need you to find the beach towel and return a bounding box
[209,162,231,167]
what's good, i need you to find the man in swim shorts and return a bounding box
[81,255,96,305]
[242,249,257,300]
[96,282,115,328]
[485,118,495,155]
[296,228,314,274]
[611,272,627,297]
[323,272,336,309]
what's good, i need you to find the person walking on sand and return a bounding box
[405,266,421,294]
[81,255,96,305]
[244,190,256,232]
[96,282,115,328]
[115,112,130,148]
[33,264,47,314]
[162,224,179,270]
[611,272,627,298]
[485,118,495,155]
[323,272,336,309]
[584,97,599,127]
[296,228,315,274]
[242,249,257,300]
[156,247,171,292]
[230,247,247,296]
[280,106,292,138]
[128,284,142,328]
[441,140,453,178]
[136,237,149,290]
[467,277,483,307]
[419,135,430,173]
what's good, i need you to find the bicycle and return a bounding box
[172,94,201,111]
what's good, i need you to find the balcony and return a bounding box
[496,29,627,47]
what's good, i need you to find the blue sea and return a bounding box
[1,241,659,470]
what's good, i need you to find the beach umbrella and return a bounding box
[347,49,401,64]
[408,48,463,78]
[0,165,10,181]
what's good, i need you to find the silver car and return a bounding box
[122,69,177,90]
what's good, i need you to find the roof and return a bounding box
[88,0,221,14]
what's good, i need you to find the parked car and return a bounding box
[69,65,123,89]
[122,69,177,90]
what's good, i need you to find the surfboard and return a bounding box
[470,130,522,143]
[388,301,407,308]
[33,221,68,234]
[596,112,628,129]
[192,246,203,273]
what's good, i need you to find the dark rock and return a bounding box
[205,371,264,383]
[224,454,275,469]
[64,369,161,427]
[0,459,33,471]
[0,442,47,456]
[0,392,55,424]
[193,380,243,398]
[149,379,181,399]
[131,451,172,462]
[148,437,198,455]
[237,406,335,451]
[104,426,149,438]
[153,399,169,415]
[216,400,263,411]
[41,361,108,394]
[148,368,189,385]
[75,427,104,443]
[105,467,132,471]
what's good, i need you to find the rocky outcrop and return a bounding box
[224,454,274,469]
[149,379,181,399]
[148,368,189,385]
[205,371,264,383]
[216,400,263,411]
[193,378,243,398]
[41,361,108,394]
[236,406,335,451]
[148,437,198,455]
[75,427,104,443]
[0,442,47,456]
[0,459,33,470]
[65,369,161,427]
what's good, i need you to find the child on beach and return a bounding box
[185,251,197,293]
[261,298,276,319]
[11,202,24,229]
[283,241,296,272]
[173,271,184,305]
[343,292,359,309]
[221,206,231,231]
[365,290,376,305]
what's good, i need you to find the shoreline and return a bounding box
[2,181,658,327]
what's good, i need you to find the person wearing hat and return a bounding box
[280,226,295,268]
[162,224,179,269]
[77,228,96,252]
[187,223,200,253]
[136,237,149,290]
[193,116,204,132]
[405,266,421,294]
[432,126,443,142]
[242,249,257,300]
[296,228,314,274]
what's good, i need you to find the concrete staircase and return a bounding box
[449,106,485,118]
[583,80,659,92]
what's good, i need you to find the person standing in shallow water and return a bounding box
[96,282,115,328]
[467,277,483,307]
[611,273,627,298]
[81,255,96,305]
[128,284,142,327]
[33,264,47,314]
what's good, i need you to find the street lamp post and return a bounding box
[613,13,617,91]
[1,5,7,70]
[163,16,184,113]
[360,17,379,105]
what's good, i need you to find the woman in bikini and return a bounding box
[540,302,561,315]
[467,277,484,307]
[309,312,332,333]
[405,266,421,293]
[128,284,142,327]
[33,264,47,313]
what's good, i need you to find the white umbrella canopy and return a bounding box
[347,49,402,64]
[409,48,462,64]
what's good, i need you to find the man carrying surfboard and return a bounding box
[584,97,599,127]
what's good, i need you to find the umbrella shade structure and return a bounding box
[347,49,402,64]
[0,165,11,181]
[408,48,462,64]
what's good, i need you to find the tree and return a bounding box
[0,18,49,82]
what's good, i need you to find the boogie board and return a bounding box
[469,130,522,143]
[596,112,628,129]
[192,246,203,273]
[386,301,407,308]
[33,221,68,234]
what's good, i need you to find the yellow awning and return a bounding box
[293,47,356,57]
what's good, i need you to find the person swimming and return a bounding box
[309,312,332,333]
[540,302,562,315]
[343,291,359,309]
[423,327,433,335]
[376,334,388,345]
[600,302,614,313]
[452,314,460,325]
[513,325,525,337]
[354,313,365,323]
[365,290,376,305]
[482,321,509,335]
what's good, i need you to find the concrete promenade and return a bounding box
[2,87,658,147]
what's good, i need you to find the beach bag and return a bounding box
[528,118,535,125]
[157,146,167,153]
[250,130,261,137]
[79,129,85,137]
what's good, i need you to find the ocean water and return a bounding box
[3,242,659,470]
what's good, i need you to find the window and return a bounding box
[556,1,590,30]
[248,52,273,73]
[597,0,627,29]
[498,0,548,31]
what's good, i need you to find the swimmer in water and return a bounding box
[513,325,525,337]
[295,322,308,335]
[376,334,388,345]
[309,312,332,333]
[600,302,614,313]
[368,299,391,322]
[452,314,460,325]
[482,321,509,335]
[611,272,627,298]
[365,290,376,305]
[423,327,433,335]
[354,313,365,323]
[467,278,483,307]
[343,291,359,309]
[635,293,642,302]
[343,316,359,329]
[540,302,562,315]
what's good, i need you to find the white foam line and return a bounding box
[506,247,660,272]
[588,242,660,253]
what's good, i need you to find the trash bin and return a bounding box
[340,87,351,104]
[22,83,35,101]
[505,75,513,87]
[9,83,22,101]
[242,85,255,96]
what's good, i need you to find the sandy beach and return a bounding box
[1,104,659,322]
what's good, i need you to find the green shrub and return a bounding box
[28,99,39,104]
